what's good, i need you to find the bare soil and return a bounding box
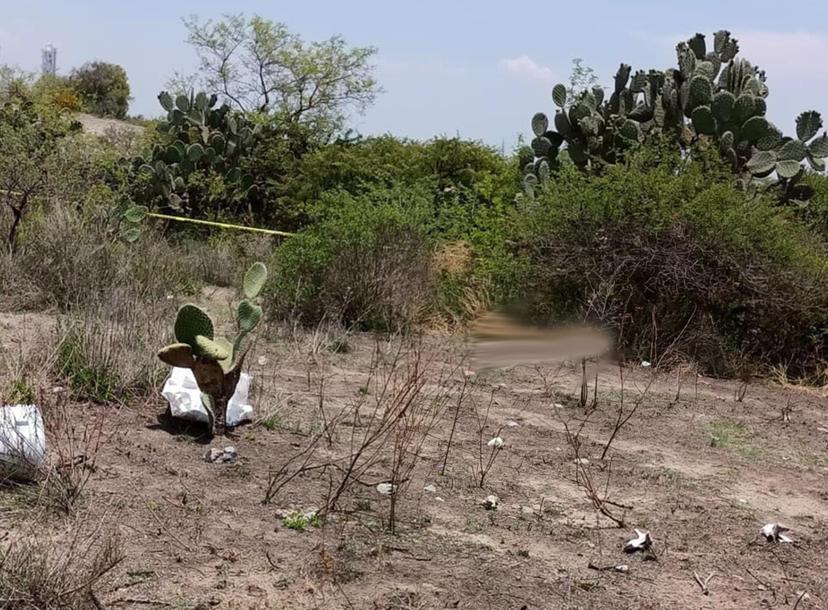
[2,309,827,610]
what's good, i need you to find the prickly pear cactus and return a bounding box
[158,262,269,436]
[524,30,828,196]
[132,90,259,215]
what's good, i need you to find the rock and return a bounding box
[204,446,238,464]
[257,356,268,366]
[424,484,437,493]
[482,495,499,510]
[487,436,505,448]
[623,529,653,553]
[435,497,445,502]
[506,420,520,428]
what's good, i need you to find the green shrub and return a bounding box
[507,149,828,375]
[268,187,436,330]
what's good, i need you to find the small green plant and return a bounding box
[157,262,268,436]
[6,377,36,404]
[281,510,321,531]
[56,328,124,403]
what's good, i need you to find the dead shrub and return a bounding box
[0,521,122,609]
[526,222,828,376]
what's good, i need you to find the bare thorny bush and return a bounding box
[264,336,463,533]
[0,515,123,610]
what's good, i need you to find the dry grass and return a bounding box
[0,518,122,609]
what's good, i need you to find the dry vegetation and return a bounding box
[2,276,828,608]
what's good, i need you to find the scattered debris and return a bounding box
[693,571,716,595]
[482,495,499,510]
[204,446,238,464]
[487,436,505,448]
[376,482,396,495]
[505,420,520,428]
[588,562,629,573]
[623,529,653,553]
[423,484,437,493]
[760,523,793,543]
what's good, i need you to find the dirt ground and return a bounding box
[1,307,827,610]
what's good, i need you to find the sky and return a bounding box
[1,0,827,148]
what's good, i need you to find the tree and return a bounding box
[70,61,131,119]
[177,14,379,135]
[0,101,75,250]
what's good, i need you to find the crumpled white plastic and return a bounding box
[161,367,253,427]
[0,404,47,476]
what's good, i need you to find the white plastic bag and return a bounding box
[0,404,47,477]
[161,367,253,426]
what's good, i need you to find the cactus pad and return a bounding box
[158,343,195,368]
[746,150,777,175]
[796,111,823,142]
[194,335,232,361]
[809,133,828,157]
[531,113,549,137]
[776,159,803,179]
[552,84,567,109]
[243,262,268,299]
[777,139,807,162]
[174,304,214,348]
[691,106,716,135]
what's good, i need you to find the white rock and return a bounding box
[423,484,437,493]
[482,495,499,510]
[760,523,793,543]
[487,436,505,448]
[623,529,653,553]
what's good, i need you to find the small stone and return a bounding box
[204,446,238,464]
[257,356,268,366]
[435,497,445,502]
[487,436,505,448]
[424,484,437,493]
[552,403,565,409]
[506,421,520,428]
[482,495,499,510]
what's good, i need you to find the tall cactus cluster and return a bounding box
[132,91,258,212]
[158,262,268,436]
[526,30,828,194]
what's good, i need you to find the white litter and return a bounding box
[424,484,437,493]
[204,446,238,464]
[161,367,253,426]
[0,405,46,477]
[623,529,653,553]
[376,482,396,495]
[482,494,499,510]
[487,436,505,448]
[760,523,793,543]
[641,361,652,368]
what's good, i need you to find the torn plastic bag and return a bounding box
[0,404,47,477]
[161,367,253,427]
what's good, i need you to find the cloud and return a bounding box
[498,55,555,86]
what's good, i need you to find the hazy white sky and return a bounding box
[2,0,827,147]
